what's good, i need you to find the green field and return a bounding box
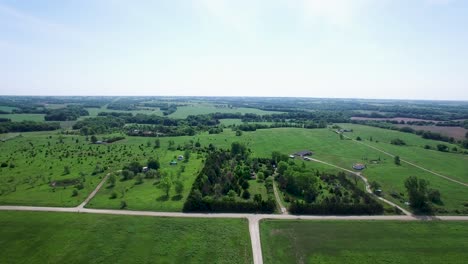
[1,124,467,214]
[0,106,18,113]
[169,104,282,119]
[87,155,203,212]
[261,220,468,264]
[85,106,164,118]
[220,118,244,126]
[0,211,252,264]
[0,132,201,208]
[1,113,46,122]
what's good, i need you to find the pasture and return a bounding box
[260,220,468,264]
[0,113,46,122]
[0,211,252,264]
[168,104,282,119]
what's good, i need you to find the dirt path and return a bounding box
[342,133,468,187]
[272,178,288,214]
[308,157,412,216]
[77,172,112,209]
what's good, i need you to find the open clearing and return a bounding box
[168,104,282,119]
[0,113,46,122]
[0,211,252,264]
[260,220,468,264]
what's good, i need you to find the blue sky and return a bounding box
[1,0,467,100]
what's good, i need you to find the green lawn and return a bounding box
[261,220,468,264]
[85,106,164,118]
[0,211,252,264]
[1,113,45,122]
[220,118,243,126]
[169,104,282,119]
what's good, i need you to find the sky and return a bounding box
[1,0,467,100]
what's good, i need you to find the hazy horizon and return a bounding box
[1,0,468,100]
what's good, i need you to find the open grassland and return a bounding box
[0,211,252,264]
[261,220,468,264]
[84,106,164,118]
[169,104,282,119]
[0,113,45,122]
[0,106,18,112]
[220,118,244,126]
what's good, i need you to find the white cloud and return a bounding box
[302,0,373,27]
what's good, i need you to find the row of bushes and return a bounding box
[183,194,276,213]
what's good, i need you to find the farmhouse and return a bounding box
[177,155,184,161]
[170,160,177,166]
[293,150,313,157]
[142,166,148,172]
[353,163,366,170]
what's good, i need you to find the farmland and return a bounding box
[395,124,468,140]
[260,220,468,264]
[0,211,252,264]
[1,97,467,215]
[168,104,283,119]
[1,123,467,214]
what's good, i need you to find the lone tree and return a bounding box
[404,176,430,213]
[159,175,172,197]
[108,174,116,188]
[147,158,160,170]
[394,155,401,165]
[174,180,184,196]
[90,135,98,144]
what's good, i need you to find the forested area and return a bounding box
[44,106,89,121]
[0,121,60,133]
[183,144,276,213]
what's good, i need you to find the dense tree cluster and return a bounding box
[73,116,125,135]
[184,145,276,213]
[0,121,60,133]
[44,106,89,121]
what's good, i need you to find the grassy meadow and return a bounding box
[0,211,252,264]
[1,113,46,122]
[168,104,282,119]
[87,153,203,212]
[260,220,468,264]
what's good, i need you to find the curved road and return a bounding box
[308,157,412,215]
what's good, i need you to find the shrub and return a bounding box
[390,138,406,146]
[120,200,127,209]
[109,192,117,199]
